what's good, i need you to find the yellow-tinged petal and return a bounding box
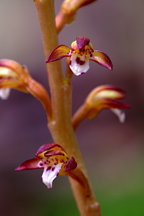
[0,67,17,78]
[46,45,71,63]
[90,50,113,70]
[0,59,29,78]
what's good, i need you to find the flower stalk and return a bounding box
[34,0,101,215]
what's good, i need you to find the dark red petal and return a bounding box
[90,50,113,70]
[80,0,97,7]
[103,99,130,109]
[46,45,71,63]
[15,158,42,171]
[65,157,77,172]
[36,143,65,156]
[76,36,90,49]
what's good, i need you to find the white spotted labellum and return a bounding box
[46,36,113,76]
[16,143,77,189]
[85,85,129,122]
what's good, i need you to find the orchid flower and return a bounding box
[16,143,77,189]
[0,59,30,99]
[72,85,129,129]
[86,85,129,122]
[0,59,52,116]
[46,36,113,76]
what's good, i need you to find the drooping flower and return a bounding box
[46,36,113,76]
[72,85,129,129]
[0,59,52,117]
[0,59,30,99]
[85,85,129,122]
[16,143,77,189]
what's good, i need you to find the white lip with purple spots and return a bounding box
[70,53,90,76]
[42,163,62,189]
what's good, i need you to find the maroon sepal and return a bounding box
[76,36,90,49]
[65,157,77,172]
[90,50,113,70]
[15,158,41,171]
[46,45,70,63]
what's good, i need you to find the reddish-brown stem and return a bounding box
[69,168,101,216]
[34,1,101,215]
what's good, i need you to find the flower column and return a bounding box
[34,1,101,216]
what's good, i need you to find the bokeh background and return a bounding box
[0,0,144,215]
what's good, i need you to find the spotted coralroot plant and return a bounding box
[0,1,129,216]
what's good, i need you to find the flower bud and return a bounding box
[61,0,97,16]
[56,0,97,32]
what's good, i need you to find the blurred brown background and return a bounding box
[0,1,144,216]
